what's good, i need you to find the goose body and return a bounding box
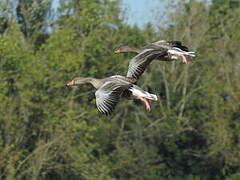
[114,40,196,79]
[67,75,157,115]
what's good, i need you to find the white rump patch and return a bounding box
[168,48,196,57]
[129,87,158,101]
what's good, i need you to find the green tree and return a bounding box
[16,0,51,43]
[1,0,240,179]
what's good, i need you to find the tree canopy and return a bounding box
[0,0,240,179]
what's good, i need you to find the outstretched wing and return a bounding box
[95,81,132,115]
[127,48,166,79]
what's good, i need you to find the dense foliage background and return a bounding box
[0,0,240,179]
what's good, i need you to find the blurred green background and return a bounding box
[0,0,240,179]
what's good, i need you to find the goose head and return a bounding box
[67,77,87,86]
[114,46,138,53]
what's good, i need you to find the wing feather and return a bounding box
[95,81,132,115]
[127,48,166,79]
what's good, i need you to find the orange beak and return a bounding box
[67,80,75,86]
[114,49,121,53]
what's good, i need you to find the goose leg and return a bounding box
[174,53,189,64]
[169,52,192,64]
[132,94,151,111]
[182,55,193,63]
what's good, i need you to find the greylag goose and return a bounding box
[67,75,158,115]
[114,40,196,79]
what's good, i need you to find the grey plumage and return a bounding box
[95,79,132,115]
[127,48,166,79]
[123,40,194,79]
[67,75,156,115]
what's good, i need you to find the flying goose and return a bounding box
[114,40,196,79]
[67,75,158,115]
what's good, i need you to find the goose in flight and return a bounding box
[114,40,196,79]
[67,75,158,115]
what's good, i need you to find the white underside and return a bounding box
[168,48,196,57]
[129,86,158,101]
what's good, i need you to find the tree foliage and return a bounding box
[0,0,240,179]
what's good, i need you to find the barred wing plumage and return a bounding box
[127,48,166,79]
[95,81,132,115]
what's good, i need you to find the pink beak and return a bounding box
[67,80,75,86]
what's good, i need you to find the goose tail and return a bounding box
[129,86,158,101]
[168,48,196,57]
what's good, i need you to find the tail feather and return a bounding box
[129,86,158,101]
[168,48,196,57]
[185,51,196,57]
